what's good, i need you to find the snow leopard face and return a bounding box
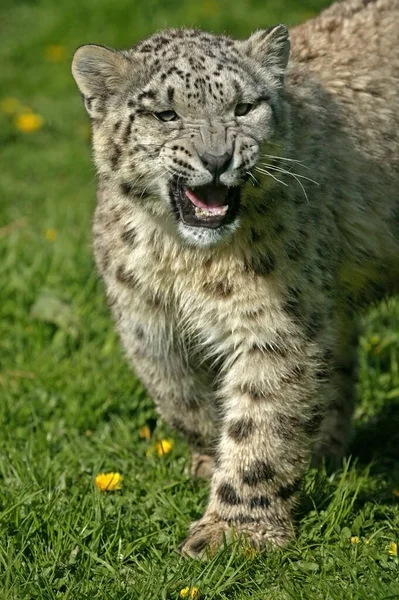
[72,26,290,246]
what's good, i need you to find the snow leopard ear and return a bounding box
[72,45,130,114]
[245,24,290,72]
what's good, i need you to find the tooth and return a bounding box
[194,206,228,218]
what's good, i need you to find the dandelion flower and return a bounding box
[146,439,174,457]
[15,112,44,133]
[156,439,173,456]
[45,44,67,63]
[45,228,57,242]
[393,488,399,498]
[389,542,397,556]
[1,97,19,114]
[139,425,151,440]
[180,587,200,599]
[95,472,122,491]
[350,536,359,544]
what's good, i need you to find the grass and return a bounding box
[0,0,398,597]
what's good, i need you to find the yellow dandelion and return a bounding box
[0,97,19,114]
[95,472,122,491]
[156,439,173,456]
[350,536,359,544]
[146,438,174,457]
[180,587,200,599]
[139,424,151,440]
[389,542,397,556]
[45,228,57,242]
[15,112,44,134]
[45,44,67,63]
[393,489,399,497]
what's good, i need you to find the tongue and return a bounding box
[185,185,229,209]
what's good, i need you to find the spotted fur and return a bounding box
[72,0,399,558]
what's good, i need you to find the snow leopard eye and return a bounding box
[235,103,255,117]
[154,110,179,122]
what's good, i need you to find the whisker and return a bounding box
[246,170,260,187]
[260,153,311,170]
[288,171,309,202]
[275,167,309,201]
[255,167,288,187]
[121,172,145,193]
[260,164,319,185]
[255,165,309,202]
[137,169,167,199]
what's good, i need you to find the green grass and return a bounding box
[1,0,399,597]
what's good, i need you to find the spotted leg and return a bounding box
[312,315,359,467]
[191,452,215,480]
[112,296,219,457]
[179,329,322,558]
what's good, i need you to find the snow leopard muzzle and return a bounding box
[170,181,241,229]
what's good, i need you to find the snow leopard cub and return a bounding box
[72,0,399,557]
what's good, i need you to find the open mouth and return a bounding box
[170,181,241,229]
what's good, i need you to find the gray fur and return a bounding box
[72,0,399,558]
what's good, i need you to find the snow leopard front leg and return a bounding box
[111,293,219,459]
[179,326,323,558]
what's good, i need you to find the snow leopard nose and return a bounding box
[200,152,232,178]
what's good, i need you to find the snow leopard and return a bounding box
[72,0,399,558]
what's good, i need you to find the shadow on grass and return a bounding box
[296,401,399,522]
[351,400,399,466]
[350,400,399,500]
